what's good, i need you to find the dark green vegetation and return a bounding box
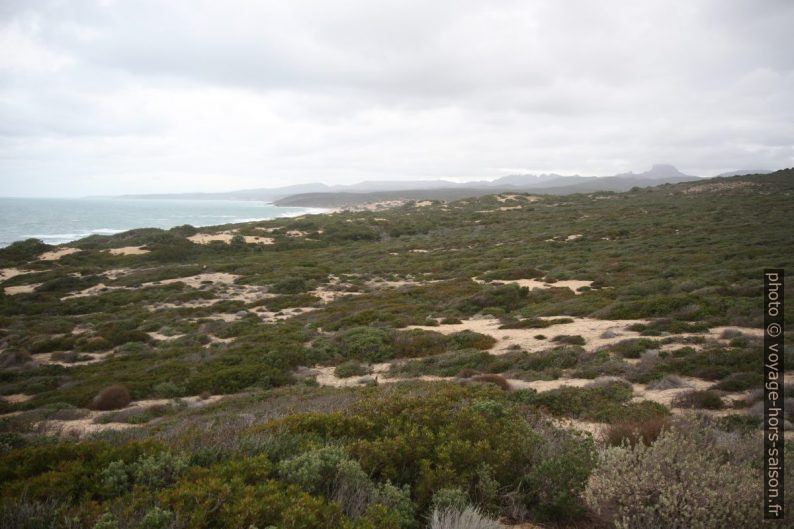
[1,171,793,528]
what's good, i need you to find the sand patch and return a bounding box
[208,335,235,345]
[39,247,80,260]
[286,230,308,237]
[2,393,32,404]
[39,394,224,438]
[61,283,129,300]
[415,200,433,207]
[4,283,41,295]
[101,268,135,280]
[243,235,275,244]
[508,378,594,391]
[496,194,540,203]
[0,267,37,282]
[474,277,593,294]
[107,246,150,256]
[147,332,185,341]
[253,306,319,323]
[544,234,582,242]
[33,351,113,367]
[144,272,240,289]
[310,286,361,304]
[188,232,234,244]
[366,278,439,289]
[407,315,648,354]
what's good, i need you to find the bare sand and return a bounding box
[0,267,36,282]
[476,277,593,294]
[495,194,540,203]
[2,393,32,404]
[39,247,80,260]
[243,235,275,244]
[189,232,275,245]
[188,232,234,244]
[61,283,129,300]
[107,246,150,256]
[407,315,648,354]
[39,394,224,438]
[144,272,240,288]
[147,332,185,341]
[5,283,42,295]
[33,351,113,367]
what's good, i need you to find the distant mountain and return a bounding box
[616,164,694,179]
[119,164,705,205]
[716,169,773,177]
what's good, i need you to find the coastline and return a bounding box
[0,197,327,248]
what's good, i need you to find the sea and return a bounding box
[0,197,323,248]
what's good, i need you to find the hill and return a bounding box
[1,170,792,528]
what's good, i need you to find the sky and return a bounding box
[1,0,793,197]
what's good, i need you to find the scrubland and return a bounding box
[0,170,792,528]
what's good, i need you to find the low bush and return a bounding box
[90,385,131,411]
[604,417,670,447]
[671,390,724,410]
[499,317,573,329]
[585,423,769,528]
[469,374,511,391]
[335,360,371,378]
[551,335,585,346]
[713,371,761,391]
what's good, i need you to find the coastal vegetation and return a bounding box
[0,170,792,528]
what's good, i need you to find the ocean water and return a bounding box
[0,197,321,247]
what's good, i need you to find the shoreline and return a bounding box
[0,197,328,248]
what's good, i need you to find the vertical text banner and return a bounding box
[765,269,784,519]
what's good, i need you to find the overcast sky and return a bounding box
[1,0,793,197]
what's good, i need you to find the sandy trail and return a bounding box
[39,395,224,438]
[39,247,80,260]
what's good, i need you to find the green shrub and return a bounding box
[139,507,172,529]
[671,390,724,410]
[551,335,585,346]
[271,277,308,294]
[132,452,189,490]
[499,317,573,329]
[92,513,119,529]
[334,360,371,378]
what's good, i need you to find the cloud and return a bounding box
[0,0,792,196]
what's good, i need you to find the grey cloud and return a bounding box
[0,0,792,196]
